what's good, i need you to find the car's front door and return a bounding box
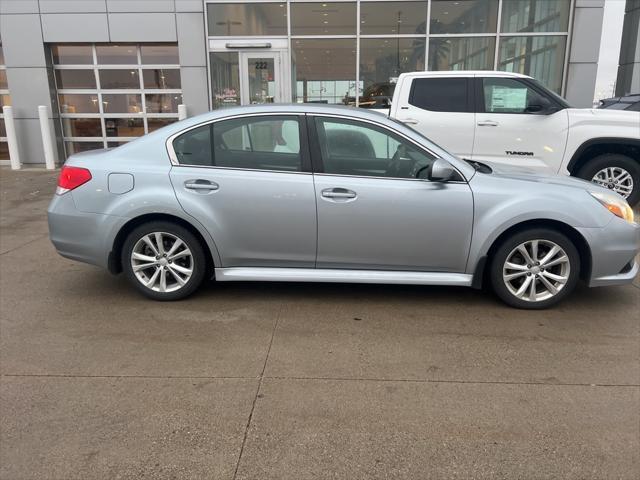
[310,115,474,272]
[169,114,317,267]
[471,76,569,171]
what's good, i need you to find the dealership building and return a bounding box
[0,0,620,166]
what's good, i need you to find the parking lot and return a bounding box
[0,168,638,479]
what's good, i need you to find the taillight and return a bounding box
[56,166,92,195]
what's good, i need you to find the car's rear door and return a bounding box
[392,75,476,158]
[309,114,473,272]
[169,114,317,268]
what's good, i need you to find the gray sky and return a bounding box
[594,0,626,101]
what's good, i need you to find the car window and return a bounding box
[409,77,469,113]
[173,116,302,172]
[314,117,436,179]
[482,77,547,114]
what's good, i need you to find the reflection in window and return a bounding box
[291,2,357,35]
[293,39,356,105]
[65,141,105,155]
[0,70,7,89]
[62,118,102,137]
[105,118,145,137]
[58,94,100,114]
[51,44,93,64]
[359,38,425,107]
[148,118,175,132]
[207,3,287,36]
[101,94,142,114]
[360,1,426,35]
[501,0,570,33]
[498,36,566,93]
[210,52,240,109]
[429,37,495,71]
[143,69,181,89]
[99,69,140,89]
[430,0,498,34]
[482,77,545,113]
[145,93,182,113]
[55,70,96,89]
[141,44,179,64]
[96,45,138,64]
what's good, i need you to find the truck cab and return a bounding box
[390,71,640,205]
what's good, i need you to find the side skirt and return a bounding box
[215,267,473,286]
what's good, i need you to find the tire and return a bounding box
[489,228,580,309]
[122,221,206,301]
[576,153,640,206]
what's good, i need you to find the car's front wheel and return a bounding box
[489,228,580,309]
[122,221,206,301]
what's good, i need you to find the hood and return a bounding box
[567,107,640,131]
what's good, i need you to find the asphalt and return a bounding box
[0,168,638,479]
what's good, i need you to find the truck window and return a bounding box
[408,78,469,113]
[482,78,547,114]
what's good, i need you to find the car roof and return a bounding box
[398,70,532,79]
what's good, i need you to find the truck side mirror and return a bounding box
[525,96,553,114]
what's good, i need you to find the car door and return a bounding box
[392,75,476,158]
[471,76,569,171]
[168,114,317,268]
[309,115,473,272]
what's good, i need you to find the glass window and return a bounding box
[481,77,548,114]
[0,45,4,64]
[428,37,495,71]
[293,39,356,104]
[501,0,570,33]
[409,77,469,112]
[0,118,6,137]
[55,70,97,89]
[62,118,102,137]
[498,36,566,93]
[291,2,356,35]
[101,94,143,114]
[148,118,178,132]
[58,94,100,114]
[430,0,498,34]
[99,69,140,89]
[105,118,145,137]
[314,117,435,179]
[145,93,182,113]
[0,95,10,108]
[360,1,426,35]
[210,52,240,109]
[51,44,93,64]
[0,141,9,160]
[141,44,179,64]
[0,70,7,90]
[207,3,288,36]
[143,69,181,89]
[96,45,138,64]
[65,141,105,155]
[359,38,425,107]
[173,124,212,166]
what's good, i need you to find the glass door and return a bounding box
[239,52,283,105]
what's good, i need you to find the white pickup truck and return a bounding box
[389,71,640,205]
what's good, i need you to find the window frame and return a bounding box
[408,77,475,113]
[306,113,465,182]
[167,112,312,174]
[473,76,567,114]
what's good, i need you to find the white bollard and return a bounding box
[38,105,57,170]
[2,106,21,170]
[178,104,187,121]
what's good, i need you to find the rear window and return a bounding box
[409,78,469,113]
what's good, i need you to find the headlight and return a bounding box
[590,191,635,223]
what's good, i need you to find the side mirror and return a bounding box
[428,158,456,182]
[525,96,553,114]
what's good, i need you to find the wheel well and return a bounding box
[107,213,215,277]
[568,140,640,176]
[474,219,592,289]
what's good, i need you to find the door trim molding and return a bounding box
[215,267,473,286]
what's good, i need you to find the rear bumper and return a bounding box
[577,218,640,287]
[47,193,127,269]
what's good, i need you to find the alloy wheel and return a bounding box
[502,239,570,302]
[130,232,193,293]
[591,167,634,199]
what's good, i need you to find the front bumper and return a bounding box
[47,192,128,270]
[577,217,640,287]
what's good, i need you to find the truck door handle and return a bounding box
[401,118,419,125]
[321,188,357,199]
[184,180,219,191]
[477,120,499,127]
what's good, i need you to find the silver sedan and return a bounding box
[48,105,639,308]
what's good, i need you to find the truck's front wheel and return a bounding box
[577,153,640,206]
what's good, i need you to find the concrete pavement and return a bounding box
[1,169,638,479]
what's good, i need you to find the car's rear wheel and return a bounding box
[577,153,640,206]
[489,228,580,309]
[122,221,206,301]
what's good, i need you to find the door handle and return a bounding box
[477,120,499,127]
[401,118,419,125]
[184,180,219,191]
[321,188,357,199]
